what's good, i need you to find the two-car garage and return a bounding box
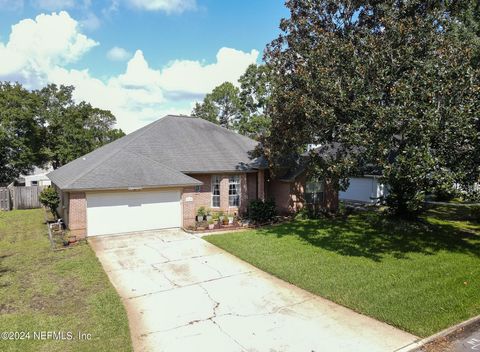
[86,189,182,236]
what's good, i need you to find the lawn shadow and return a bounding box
[257,211,480,262]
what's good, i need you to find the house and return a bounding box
[339,176,388,204]
[304,144,388,204]
[20,166,53,187]
[48,115,338,237]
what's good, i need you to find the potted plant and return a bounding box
[217,210,225,223]
[206,208,213,222]
[222,212,229,225]
[196,206,206,222]
[212,212,219,227]
[207,219,215,230]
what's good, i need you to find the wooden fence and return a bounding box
[0,188,10,210]
[0,186,46,210]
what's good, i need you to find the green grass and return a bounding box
[205,205,480,337]
[0,209,132,352]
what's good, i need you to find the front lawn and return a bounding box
[0,209,132,352]
[205,205,480,337]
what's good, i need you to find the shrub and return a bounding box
[295,207,311,220]
[470,205,480,222]
[247,199,276,223]
[39,186,59,219]
[196,206,206,217]
[466,189,480,203]
[428,168,459,201]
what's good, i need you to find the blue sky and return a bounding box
[0,0,288,132]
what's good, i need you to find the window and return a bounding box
[305,180,324,205]
[211,176,220,207]
[229,175,240,207]
[31,180,38,186]
[194,185,201,193]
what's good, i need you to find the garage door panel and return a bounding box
[339,178,376,203]
[87,190,181,236]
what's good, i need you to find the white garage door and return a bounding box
[86,189,181,236]
[339,178,378,203]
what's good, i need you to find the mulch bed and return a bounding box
[188,216,292,234]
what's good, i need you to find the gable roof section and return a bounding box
[48,115,261,191]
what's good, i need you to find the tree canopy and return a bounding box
[192,82,241,129]
[0,82,124,183]
[0,82,45,184]
[192,64,272,140]
[264,0,480,216]
[38,84,124,169]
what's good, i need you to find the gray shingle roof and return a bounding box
[48,115,262,191]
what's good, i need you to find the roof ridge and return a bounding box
[184,116,257,143]
[64,117,168,189]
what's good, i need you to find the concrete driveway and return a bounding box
[89,229,418,352]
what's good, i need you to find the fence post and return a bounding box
[7,183,16,210]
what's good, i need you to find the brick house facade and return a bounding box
[182,172,260,228]
[57,171,267,237]
[57,169,337,238]
[68,192,87,237]
[49,115,339,238]
[266,171,338,215]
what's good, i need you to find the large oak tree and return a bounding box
[264,0,480,216]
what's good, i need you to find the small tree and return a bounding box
[40,186,60,219]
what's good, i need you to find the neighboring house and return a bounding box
[20,166,53,187]
[48,115,338,238]
[305,144,388,204]
[340,176,388,204]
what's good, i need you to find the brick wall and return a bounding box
[323,179,339,212]
[268,179,293,214]
[182,174,212,228]
[267,172,339,215]
[68,192,87,238]
[247,173,257,201]
[257,169,265,201]
[182,172,256,228]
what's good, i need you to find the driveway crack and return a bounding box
[149,263,180,289]
[127,271,253,299]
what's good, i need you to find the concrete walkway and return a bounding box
[89,229,418,352]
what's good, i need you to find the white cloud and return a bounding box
[127,0,196,13]
[0,12,259,133]
[0,11,98,86]
[34,0,75,10]
[106,46,131,61]
[159,47,259,95]
[80,12,101,31]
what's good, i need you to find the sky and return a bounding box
[0,0,289,132]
